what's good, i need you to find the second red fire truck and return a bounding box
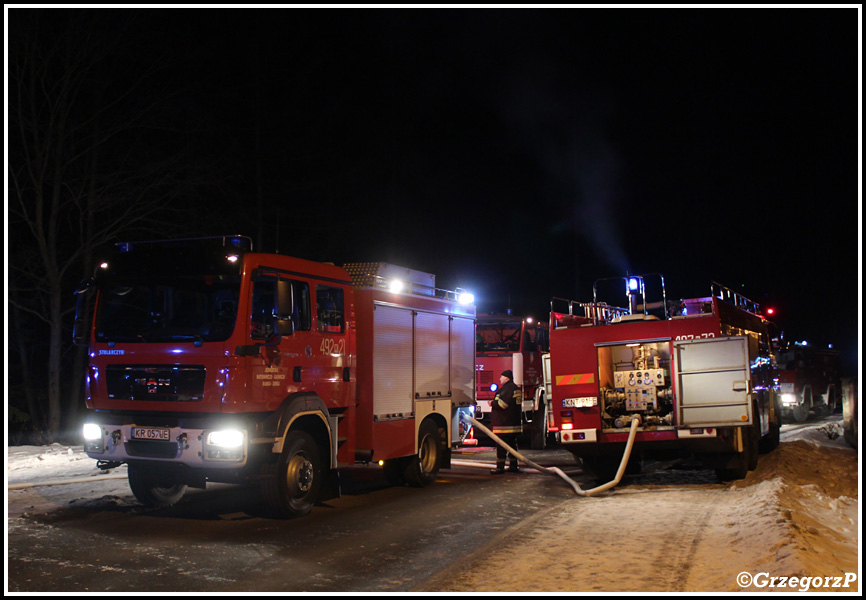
[544,274,780,481]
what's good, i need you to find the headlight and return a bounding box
[204,429,245,462]
[206,429,244,448]
[780,393,797,406]
[83,423,103,441]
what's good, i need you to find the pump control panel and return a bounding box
[613,368,666,388]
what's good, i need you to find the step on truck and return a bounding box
[544,275,780,482]
[74,236,476,517]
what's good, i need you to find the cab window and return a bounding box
[250,275,311,338]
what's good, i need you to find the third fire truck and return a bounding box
[544,274,780,481]
[775,341,842,422]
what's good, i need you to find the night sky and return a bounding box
[9,8,861,374]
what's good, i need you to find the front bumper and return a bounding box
[84,421,248,469]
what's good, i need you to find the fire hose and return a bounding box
[456,413,640,497]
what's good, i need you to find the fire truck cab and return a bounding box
[545,274,780,482]
[473,314,550,448]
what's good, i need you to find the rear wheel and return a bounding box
[747,401,760,470]
[715,419,759,481]
[760,392,781,453]
[262,430,323,518]
[128,465,188,508]
[402,419,443,487]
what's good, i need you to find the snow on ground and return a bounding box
[424,419,861,593]
[6,442,126,487]
[5,418,862,593]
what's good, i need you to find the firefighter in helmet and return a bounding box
[490,370,523,474]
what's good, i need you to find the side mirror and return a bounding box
[276,279,294,336]
[72,278,95,346]
[277,318,294,336]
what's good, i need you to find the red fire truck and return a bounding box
[775,342,842,422]
[74,236,476,517]
[473,314,550,448]
[544,275,780,482]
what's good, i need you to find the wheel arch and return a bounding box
[263,392,334,468]
[420,412,450,455]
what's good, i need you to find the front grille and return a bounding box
[106,365,206,402]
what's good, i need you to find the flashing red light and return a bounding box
[766,308,775,316]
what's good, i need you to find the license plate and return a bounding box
[131,427,170,441]
[563,397,596,408]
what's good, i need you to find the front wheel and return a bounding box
[262,430,323,518]
[128,465,188,508]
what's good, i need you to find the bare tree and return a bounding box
[8,10,208,441]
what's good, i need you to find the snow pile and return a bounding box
[701,439,859,592]
[725,432,860,591]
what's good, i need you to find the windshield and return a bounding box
[93,245,242,343]
[95,274,240,343]
[476,321,523,352]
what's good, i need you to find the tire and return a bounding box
[128,465,188,508]
[715,451,749,482]
[759,392,781,454]
[262,430,323,518]
[747,402,760,470]
[402,419,443,487]
[715,423,757,481]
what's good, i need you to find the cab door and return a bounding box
[310,283,353,409]
[247,271,313,411]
